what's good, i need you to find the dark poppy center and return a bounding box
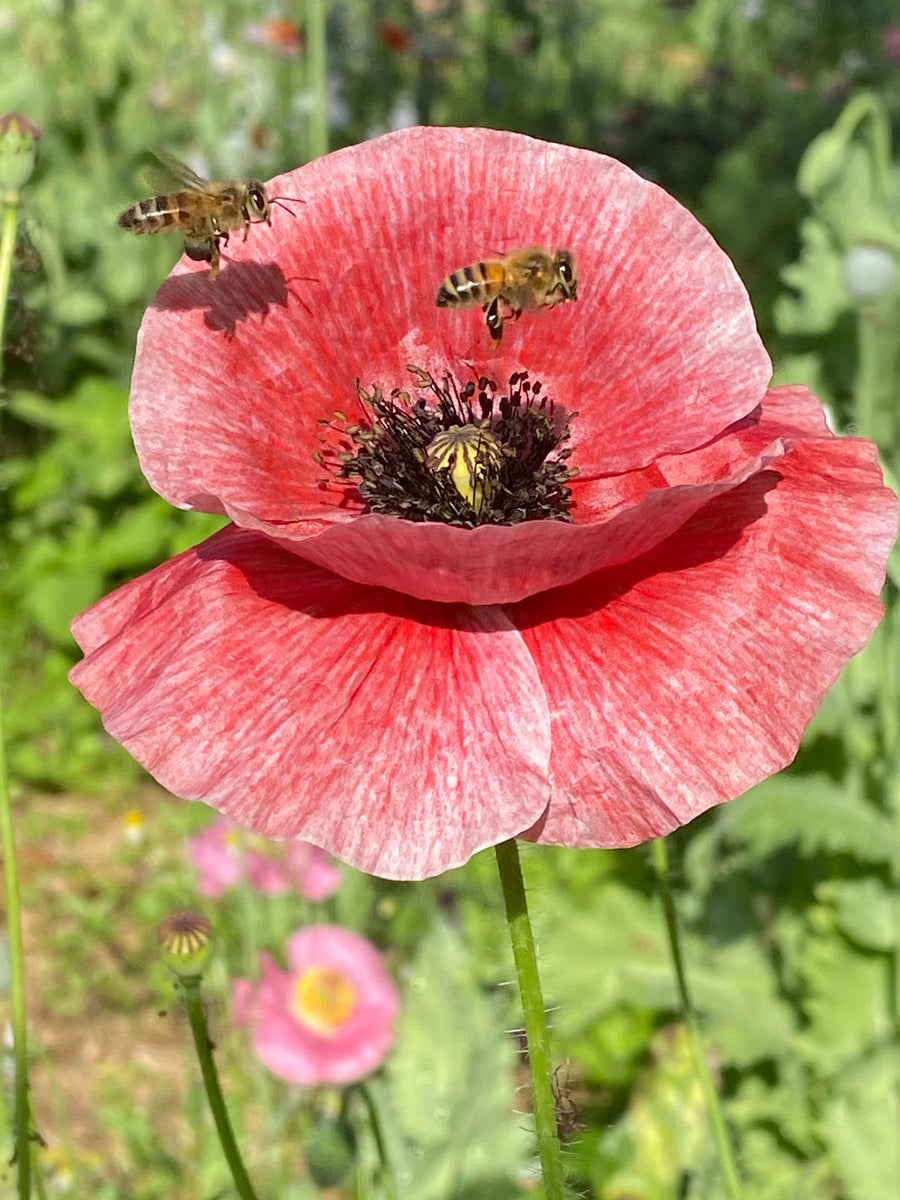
[320,366,577,528]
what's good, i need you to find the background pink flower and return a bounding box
[70,128,898,880]
[285,842,342,901]
[233,925,398,1085]
[188,818,340,899]
[188,818,244,898]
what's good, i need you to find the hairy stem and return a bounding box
[652,837,743,1200]
[495,839,565,1199]
[0,184,33,1199]
[180,976,260,1200]
[306,0,329,160]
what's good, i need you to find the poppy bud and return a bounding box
[843,243,897,301]
[0,112,41,194]
[158,912,215,979]
[304,1114,357,1188]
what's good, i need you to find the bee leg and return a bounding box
[208,236,222,281]
[484,297,504,343]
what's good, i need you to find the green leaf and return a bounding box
[828,877,897,951]
[824,1046,900,1200]
[770,353,835,412]
[565,1003,657,1088]
[383,919,529,1199]
[89,499,178,570]
[735,1127,834,1200]
[697,937,796,1065]
[595,1026,708,1200]
[730,1068,818,1157]
[52,287,110,326]
[688,775,899,868]
[538,883,675,1031]
[774,217,847,335]
[801,924,894,1071]
[539,882,794,1067]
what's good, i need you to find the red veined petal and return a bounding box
[512,407,897,847]
[70,525,551,879]
[217,388,820,604]
[130,127,770,527]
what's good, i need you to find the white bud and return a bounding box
[842,244,897,300]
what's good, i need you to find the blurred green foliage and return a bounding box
[0,377,224,787]
[2,0,900,1198]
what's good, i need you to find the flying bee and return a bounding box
[435,246,577,343]
[117,151,301,279]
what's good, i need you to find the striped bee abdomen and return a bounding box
[435,260,506,308]
[117,192,195,234]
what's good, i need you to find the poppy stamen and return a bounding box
[321,366,577,528]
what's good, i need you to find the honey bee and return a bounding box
[435,246,577,342]
[117,152,299,278]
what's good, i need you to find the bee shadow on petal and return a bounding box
[151,260,292,337]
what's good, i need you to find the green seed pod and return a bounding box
[157,912,215,979]
[0,112,41,195]
[304,1114,358,1188]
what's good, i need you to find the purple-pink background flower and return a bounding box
[188,817,340,900]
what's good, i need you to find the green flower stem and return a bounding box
[855,303,900,452]
[179,975,260,1200]
[234,880,279,1146]
[834,93,892,201]
[0,699,32,1200]
[652,837,743,1200]
[305,0,329,160]
[354,1081,398,1200]
[0,197,19,384]
[495,839,565,1200]
[32,1155,47,1200]
[0,182,33,1198]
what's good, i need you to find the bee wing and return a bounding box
[152,150,213,192]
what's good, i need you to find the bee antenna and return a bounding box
[270,196,305,215]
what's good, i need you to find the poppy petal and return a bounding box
[70,526,551,879]
[231,433,787,605]
[514,396,897,847]
[130,127,770,524]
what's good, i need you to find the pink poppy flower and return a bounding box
[70,128,897,880]
[232,925,398,1084]
[285,842,342,901]
[188,817,245,897]
[188,817,341,899]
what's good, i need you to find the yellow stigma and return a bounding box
[294,966,357,1033]
[425,424,503,515]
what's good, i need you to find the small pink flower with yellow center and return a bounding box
[233,926,399,1085]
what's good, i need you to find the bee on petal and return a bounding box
[436,246,577,342]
